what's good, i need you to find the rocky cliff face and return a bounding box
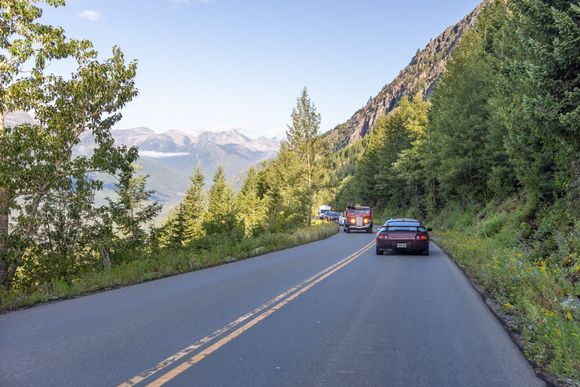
[326,1,487,149]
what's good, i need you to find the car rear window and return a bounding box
[385,221,426,231]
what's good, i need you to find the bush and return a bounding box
[432,199,579,382]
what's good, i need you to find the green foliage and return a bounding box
[236,167,267,237]
[335,94,430,213]
[182,167,206,242]
[257,144,306,231]
[204,166,240,237]
[433,203,579,381]
[158,167,207,249]
[107,165,162,248]
[0,0,138,288]
[13,178,104,291]
[286,87,325,224]
[159,204,189,249]
[493,0,580,203]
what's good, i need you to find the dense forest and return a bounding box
[326,0,579,381]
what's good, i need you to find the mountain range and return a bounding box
[4,111,279,206]
[79,127,280,204]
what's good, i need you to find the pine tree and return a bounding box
[236,167,267,237]
[107,165,162,247]
[258,143,305,231]
[159,204,189,249]
[493,0,579,203]
[204,166,236,235]
[428,3,511,205]
[182,167,206,243]
[392,93,430,215]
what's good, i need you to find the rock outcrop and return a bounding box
[326,1,487,149]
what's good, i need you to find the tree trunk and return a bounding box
[0,111,9,287]
[100,246,111,269]
[307,163,313,227]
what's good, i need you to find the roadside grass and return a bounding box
[432,203,579,384]
[0,222,338,313]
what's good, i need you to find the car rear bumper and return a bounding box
[376,240,429,252]
[346,224,372,230]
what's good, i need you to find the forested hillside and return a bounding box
[326,0,579,382]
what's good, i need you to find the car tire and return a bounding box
[422,248,430,256]
[375,247,382,255]
[346,228,350,234]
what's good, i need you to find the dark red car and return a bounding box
[375,218,432,256]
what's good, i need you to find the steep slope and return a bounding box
[326,1,488,149]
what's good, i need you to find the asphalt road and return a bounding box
[0,232,544,387]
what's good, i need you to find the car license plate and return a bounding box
[397,243,407,249]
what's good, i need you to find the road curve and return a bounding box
[0,232,543,387]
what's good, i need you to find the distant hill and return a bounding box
[325,1,487,149]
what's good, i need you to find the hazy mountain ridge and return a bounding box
[105,127,279,156]
[326,1,487,149]
[85,126,280,204]
[5,112,280,205]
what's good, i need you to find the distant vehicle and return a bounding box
[327,212,339,222]
[375,218,432,256]
[338,212,346,226]
[318,205,331,220]
[344,205,373,233]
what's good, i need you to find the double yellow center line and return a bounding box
[119,240,375,387]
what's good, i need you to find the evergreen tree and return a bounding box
[236,167,267,237]
[286,87,324,225]
[258,143,305,231]
[392,93,430,215]
[428,3,511,205]
[493,0,579,204]
[355,97,418,209]
[107,165,162,247]
[182,167,206,243]
[204,166,237,235]
[159,204,189,249]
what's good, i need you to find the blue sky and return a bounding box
[41,0,481,138]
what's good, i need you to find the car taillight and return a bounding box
[416,234,427,241]
[377,234,387,239]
